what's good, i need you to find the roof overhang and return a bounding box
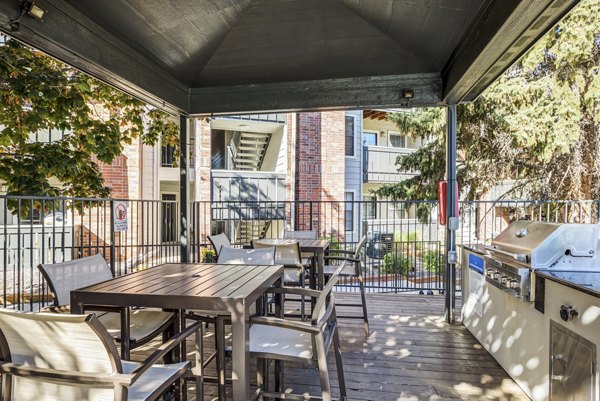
[0,0,580,116]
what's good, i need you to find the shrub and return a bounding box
[201,248,216,263]
[381,252,412,275]
[423,250,442,274]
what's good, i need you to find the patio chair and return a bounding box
[189,246,276,401]
[252,240,306,287]
[282,229,318,287]
[323,235,369,336]
[37,253,174,355]
[250,264,347,401]
[283,229,318,240]
[253,239,309,318]
[207,233,231,261]
[0,309,202,401]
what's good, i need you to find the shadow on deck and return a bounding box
[133,293,530,401]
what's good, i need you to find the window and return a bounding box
[389,133,406,148]
[344,192,354,231]
[363,132,377,146]
[364,195,377,219]
[161,144,176,167]
[345,116,355,156]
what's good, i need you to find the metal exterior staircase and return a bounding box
[236,220,271,245]
[232,131,271,171]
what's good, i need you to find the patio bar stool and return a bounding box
[0,308,202,401]
[207,233,231,261]
[283,229,319,285]
[253,239,310,318]
[37,253,175,358]
[250,264,347,401]
[323,235,369,336]
[187,246,276,401]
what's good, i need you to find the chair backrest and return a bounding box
[208,233,231,258]
[311,264,344,325]
[283,230,318,240]
[0,309,121,401]
[38,253,113,307]
[218,246,275,265]
[354,235,368,259]
[254,240,301,266]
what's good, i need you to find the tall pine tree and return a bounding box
[376,0,600,202]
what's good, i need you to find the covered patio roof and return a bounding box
[0,0,580,115]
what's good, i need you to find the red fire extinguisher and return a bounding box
[438,181,459,226]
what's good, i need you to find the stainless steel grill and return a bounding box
[483,221,599,301]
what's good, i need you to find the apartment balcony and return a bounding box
[210,170,286,221]
[159,145,195,182]
[363,145,418,183]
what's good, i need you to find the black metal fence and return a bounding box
[2,195,599,310]
[190,199,600,293]
[0,195,179,311]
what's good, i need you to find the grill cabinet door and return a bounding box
[550,321,597,401]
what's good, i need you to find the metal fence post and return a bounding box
[445,103,458,324]
[109,199,116,276]
[180,115,190,263]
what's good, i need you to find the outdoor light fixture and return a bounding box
[402,88,415,99]
[10,1,46,31]
[26,2,46,21]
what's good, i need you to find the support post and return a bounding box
[445,104,458,324]
[179,115,189,263]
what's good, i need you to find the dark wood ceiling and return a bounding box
[0,0,581,115]
[363,110,390,121]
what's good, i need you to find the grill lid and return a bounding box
[491,221,561,255]
[489,221,598,269]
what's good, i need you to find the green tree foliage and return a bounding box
[376,0,600,202]
[0,36,179,203]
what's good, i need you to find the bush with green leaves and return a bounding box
[380,252,412,275]
[423,250,442,274]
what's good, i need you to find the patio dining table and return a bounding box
[254,238,330,289]
[71,262,284,401]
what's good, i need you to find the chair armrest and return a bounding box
[250,316,320,334]
[324,256,359,263]
[265,287,321,299]
[325,249,355,256]
[0,362,133,387]
[129,320,201,383]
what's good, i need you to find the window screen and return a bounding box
[389,134,406,148]
[363,132,377,146]
[345,116,355,156]
[345,192,354,231]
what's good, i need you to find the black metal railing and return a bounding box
[0,195,179,311]
[190,199,600,294]
[2,195,599,310]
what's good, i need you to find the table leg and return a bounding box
[70,296,83,314]
[231,301,250,401]
[120,307,131,360]
[317,249,325,290]
[179,310,186,362]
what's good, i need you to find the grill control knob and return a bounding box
[500,275,509,284]
[509,280,520,289]
[492,272,501,280]
[486,268,494,277]
[560,305,578,322]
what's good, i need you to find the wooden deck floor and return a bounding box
[132,293,530,401]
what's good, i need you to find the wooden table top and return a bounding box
[70,263,284,311]
[255,238,330,251]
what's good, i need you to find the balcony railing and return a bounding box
[2,194,598,311]
[363,145,417,183]
[211,170,286,203]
